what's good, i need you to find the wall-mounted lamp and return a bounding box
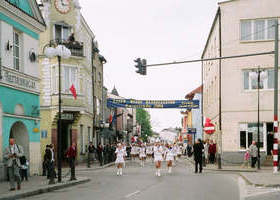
[29,49,37,62]
[6,40,13,51]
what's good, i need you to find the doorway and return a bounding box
[9,121,29,160]
[267,122,274,155]
[61,121,72,161]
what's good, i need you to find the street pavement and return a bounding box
[21,159,241,200]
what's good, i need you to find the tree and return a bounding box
[136,109,153,141]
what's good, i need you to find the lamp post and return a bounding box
[44,41,71,183]
[249,66,267,170]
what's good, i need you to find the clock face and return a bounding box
[55,0,71,14]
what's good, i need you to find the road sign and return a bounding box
[204,123,215,134]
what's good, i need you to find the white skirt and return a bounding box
[139,153,146,158]
[115,157,125,164]
[154,155,163,162]
[166,155,174,161]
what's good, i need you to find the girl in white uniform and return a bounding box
[130,144,137,160]
[115,144,125,176]
[139,144,146,167]
[153,141,164,176]
[146,144,153,160]
[177,145,183,158]
[165,144,174,173]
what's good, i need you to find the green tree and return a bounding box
[136,109,153,141]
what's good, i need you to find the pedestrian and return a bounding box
[66,143,77,181]
[209,140,216,164]
[204,140,209,164]
[19,155,29,181]
[165,144,174,174]
[187,142,193,158]
[97,143,103,166]
[42,145,49,176]
[193,139,204,173]
[153,140,164,176]
[249,141,258,168]
[87,142,96,166]
[3,138,23,191]
[241,149,250,168]
[115,143,125,176]
[139,144,146,167]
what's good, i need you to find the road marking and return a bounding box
[125,190,141,198]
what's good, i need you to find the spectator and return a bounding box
[249,141,258,168]
[193,139,204,173]
[241,149,250,168]
[19,155,29,181]
[66,143,77,181]
[209,140,216,164]
[87,142,96,167]
[3,138,23,191]
[97,143,104,166]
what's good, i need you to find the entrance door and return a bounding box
[9,121,29,160]
[267,123,274,155]
[61,121,72,161]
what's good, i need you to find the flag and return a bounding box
[70,84,77,99]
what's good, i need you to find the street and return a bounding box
[22,160,241,200]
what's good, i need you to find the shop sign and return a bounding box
[61,113,74,120]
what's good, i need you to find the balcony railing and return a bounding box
[63,41,84,57]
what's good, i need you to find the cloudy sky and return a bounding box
[79,0,220,132]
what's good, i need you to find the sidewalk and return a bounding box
[0,161,114,200]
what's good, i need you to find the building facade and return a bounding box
[38,0,105,164]
[202,0,280,164]
[0,0,45,180]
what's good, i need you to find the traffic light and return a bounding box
[134,58,147,75]
[142,59,147,75]
[134,58,142,74]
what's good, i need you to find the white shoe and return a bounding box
[158,172,161,176]
[120,171,122,176]
[117,171,120,176]
[155,171,158,176]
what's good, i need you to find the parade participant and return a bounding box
[165,144,174,173]
[122,143,127,168]
[153,140,164,176]
[130,144,137,160]
[172,143,178,166]
[115,143,125,176]
[177,145,183,158]
[139,144,146,167]
[146,143,153,160]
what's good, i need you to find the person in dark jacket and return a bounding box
[87,142,96,167]
[66,143,77,181]
[97,143,103,166]
[193,139,204,173]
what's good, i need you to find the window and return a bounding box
[239,123,264,149]
[54,24,71,41]
[63,66,78,93]
[80,125,85,154]
[13,31,20,71]
[243,69,274,90]
[241,18,277,41]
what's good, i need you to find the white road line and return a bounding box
[125,190,141,198]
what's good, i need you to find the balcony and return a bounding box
[62,41,84,57]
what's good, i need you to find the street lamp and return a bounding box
[249,66,268,170]
[44,41,71,183]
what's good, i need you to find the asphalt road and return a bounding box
[22,159,241,200]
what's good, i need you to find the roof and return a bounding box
[185,85,203,100]
[111,86,119,96]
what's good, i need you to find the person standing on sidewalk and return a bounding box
[208,140,216,164]
[87,142,96,167]
[249,141,258,168]
[66,143,77,181]
[241,149,250,168]
[3,138,23,191]
[97,143,104,166]
[193,139,204,173]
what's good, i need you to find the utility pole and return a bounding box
[273,19,279,174]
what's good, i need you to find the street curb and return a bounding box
[76,162,115,171]
[0,177,90,200]
[238,173,280,188]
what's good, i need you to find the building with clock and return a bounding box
[38,0,106,165]
[0,0,45,181]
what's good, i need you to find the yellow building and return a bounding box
[38,0,105,165]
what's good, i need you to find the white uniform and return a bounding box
[165,148,174,161]
[115,148,125,164]
[146,146,153,155]
[139,147,146,158]
[177,146,182,155]
[153,146,163,162]
[131,146,137,155]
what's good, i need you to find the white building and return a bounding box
[202,0,280,164]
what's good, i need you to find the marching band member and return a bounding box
[131,144,137,160]
[165,144,174,173]
[177,145,183,158]
[146,143,153,160]
[115,143,125,176]
[153,140,164,176]
[139,144,146,167]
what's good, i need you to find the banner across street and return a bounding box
[107,98,200,109]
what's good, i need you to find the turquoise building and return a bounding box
[0,0,45,180]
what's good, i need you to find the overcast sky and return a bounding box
[79,0,220,132]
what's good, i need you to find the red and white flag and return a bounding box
[70,84,77,100]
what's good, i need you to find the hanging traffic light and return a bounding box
[134,58,147,75]
[134,58,143,74]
